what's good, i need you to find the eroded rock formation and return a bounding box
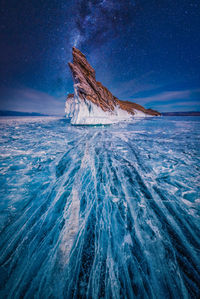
[66,47,160,124]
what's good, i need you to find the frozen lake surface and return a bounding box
[0,116,200,298]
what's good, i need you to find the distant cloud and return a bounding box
[132,88,200,112]
[0,86,199,114]
[0,87,65,115]
[70,0,136,48]
[134,90,192,104]
[110,72,160,99]
[110,81,200,112]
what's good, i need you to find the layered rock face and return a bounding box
[66,47,160,124]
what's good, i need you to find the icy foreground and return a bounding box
[0,116,200,298]
[65,47,160,125]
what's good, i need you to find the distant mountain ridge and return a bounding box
[0,110,48,116]
[162,111,200,116]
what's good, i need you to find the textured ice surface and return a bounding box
[0,116,200,298]
[65,95,148,125]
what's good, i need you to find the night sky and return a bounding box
[0,0,200,114]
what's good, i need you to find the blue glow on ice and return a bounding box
[0,116,200,298]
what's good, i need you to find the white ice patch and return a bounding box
[65,96,75,119]
[65,98,147,125]
[65,87,151,125]
[133,109,150,118]
[65,97,132,125]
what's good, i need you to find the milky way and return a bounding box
[70,0,136,47]
[0,0,200,113]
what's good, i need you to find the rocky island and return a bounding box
[65,47,160,125]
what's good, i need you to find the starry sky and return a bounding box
[0,0,200,114]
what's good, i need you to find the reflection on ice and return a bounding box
[0,116,200,298]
